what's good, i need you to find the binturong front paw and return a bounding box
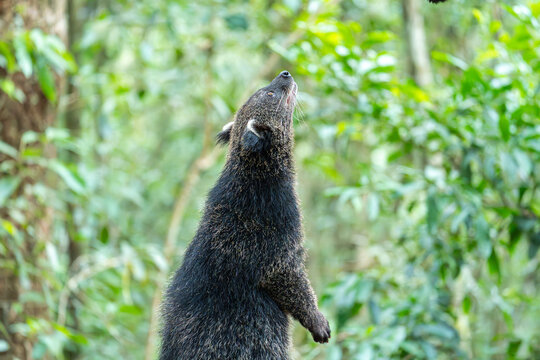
[308,311,331,343]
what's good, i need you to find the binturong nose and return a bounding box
[280,71,291,78]
[269,70,295,87]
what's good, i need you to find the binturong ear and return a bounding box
[242,119,271,152]
[216,122,234,145]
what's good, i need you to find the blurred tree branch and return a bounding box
[57,257,124,326]
[402,0,433,86]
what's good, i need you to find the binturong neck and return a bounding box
[224,139,296,183]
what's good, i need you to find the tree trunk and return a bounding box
[402,0,433,87]
[0,1,67,358]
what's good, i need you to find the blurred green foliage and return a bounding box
[0,28,76,102]
[1,0,539,359]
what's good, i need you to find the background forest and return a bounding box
[1,0,539,359]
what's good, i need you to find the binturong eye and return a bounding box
[267,91,274,97]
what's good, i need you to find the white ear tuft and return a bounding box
[222,121,234,131]
[216,121,234,145]
[246,119,260,138]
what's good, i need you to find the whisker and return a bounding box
[277,94,286,126]
[294,94,309,128]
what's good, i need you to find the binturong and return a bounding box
[159,71,331,360]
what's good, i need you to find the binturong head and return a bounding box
[217,71,298,154]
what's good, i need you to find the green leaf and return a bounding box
[0,79,25,102]
[508,222,521,254]
[450,208,469,233]
[528,232,540,260]
[326,346,342,360]
[426,192,438,234]
[365,31,396,44]
[30,29,77,73]
[420,341,437,359]
[472,8,484,23]
[36,60,56,103]
[413,323,458,340]
[367,193,379,221]
[13,36,33,77]
[47,160,85,194]
[61,51,78,73]
[431,51,468,70]
[21,131,40,144]
[499,116,510,142]
[0,177,20,206]
[487,249,501,283]
[32,340,47,359]
[51,323,88,345]
[475,216,492,258]
[462,294,471,314]
[513,149,532,181]
[224,14,248,31]
[401,341,424,357]
[118,304,143,315]
[45,127,70,141]
[21,147,42,159]
[0,41,16,71]
[69,333,88,345]
[0,339,9,352]
[1,219,17,236]
[0,140,18,158]
[100,226,109,244]
[506,339,521,359]
[148,248,168,272]
[368,299,380,325]
[500,151,517,183]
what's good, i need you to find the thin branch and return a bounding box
[57,256,123,326]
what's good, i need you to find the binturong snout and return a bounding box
[268,70,295,90]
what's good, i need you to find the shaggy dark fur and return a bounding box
[159,71,330,360]
[427,0,448,3]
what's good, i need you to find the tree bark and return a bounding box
[0,1,67,358]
